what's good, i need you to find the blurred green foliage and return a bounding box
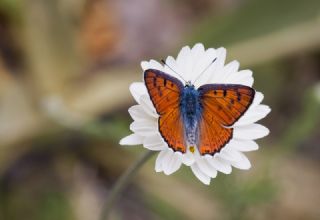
[194,0,320,47]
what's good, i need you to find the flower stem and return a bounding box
[100,150,156,220]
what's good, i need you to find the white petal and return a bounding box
[226,60,240,73]
[119,133,143,145]
[190,43,206,81]
[228,139,259,152]
[219,147,243,162]
[191,43,205,60]
[256,104,271,114]
[226,69,254,87]
[141,61,149,71]
[176,46,191,63]
[182,151,195,166]
[196,158,217,178]
[163,152,183,175]
[143,134,167,151]
[191,163,211,185]
[164,56,183,80]
[194,48,217,87]
[155,150,169,172]
[207,47,226,84]
[128,105,154,121]
[129,83,148,104]
[239,77,254,87]
[233,124,270,140]
[252,92,264,107]
[149,59,163,70]
[235,105,271,126]
[219,60,240,83]
[176,46,192,80]
[139,95,158,118]
[206,156,232,174]
[212,47,227,73]
[130,120,158,136]
[237,70,254,87]
[229,152,251,170]
[161,150,174,174]
[216,47,227,65]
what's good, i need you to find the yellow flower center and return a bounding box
[189,146,195,153]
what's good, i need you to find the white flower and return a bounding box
[120,43,271,185]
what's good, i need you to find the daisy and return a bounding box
[120,43,270,185]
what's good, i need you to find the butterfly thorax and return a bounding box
[180,85,202,147]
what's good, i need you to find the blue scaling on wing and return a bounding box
[180,84,203,147]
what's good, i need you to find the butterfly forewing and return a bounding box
[144,69,186,153]
[198,84,255,155]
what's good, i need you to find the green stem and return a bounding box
[100,150,156,220]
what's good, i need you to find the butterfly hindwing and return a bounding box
[198,84,255,155]
[144,69,186,153]
[198,110,233,155]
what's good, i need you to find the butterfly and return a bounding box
[144,66,255,156]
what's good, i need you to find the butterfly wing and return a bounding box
[198,84,255,155]
[144,69,186,153]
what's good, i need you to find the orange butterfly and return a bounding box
[144,68,255,155]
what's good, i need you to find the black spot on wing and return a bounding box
[153,77,156,87]
[237,91,241,101]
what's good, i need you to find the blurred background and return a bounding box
[0,0,320,219]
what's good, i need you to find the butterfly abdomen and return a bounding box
[180,86,202,147]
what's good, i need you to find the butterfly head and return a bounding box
[185,81,194,88]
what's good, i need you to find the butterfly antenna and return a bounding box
[161,59,187,83]
[193,57,217,85]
